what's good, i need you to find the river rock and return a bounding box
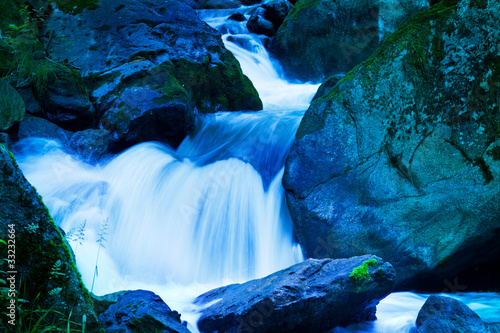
[261,0,294,29]
[247,8,276,37]
[416,295,491,333]
[270,0,428,82]
[0,80,25,131]
[18,116,73,145]
[43,0,262,148]
[196,255,396,333]
[69,129,111,162]
[228,13,247,22]
[283,0,500,289]
[98,290,190,333]
[0,144,100,329]
[247,0,293,37]
[39,62,96,130]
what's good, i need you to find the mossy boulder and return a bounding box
[269,0,429,82]
[43,0,262,149]
[0,144,100,330]
[0,80,25,131]
[283,0,500,289]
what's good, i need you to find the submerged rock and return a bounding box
[0,144,100,329]
[416,295,491,332]
[196,255,396,333]
[98,290,191,333]
[283,0,500,289]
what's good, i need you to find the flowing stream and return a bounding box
[14,5,500,333]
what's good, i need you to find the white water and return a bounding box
[13,6,500,333]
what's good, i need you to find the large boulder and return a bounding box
[0,144,100,329]
[98,290,191,333]
[416,296,491,333]
[196,255,396,333]
[269,0,428,82]
[43,0,262,148]
[283,0,500,289]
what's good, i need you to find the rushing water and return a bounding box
[13,5,500,333]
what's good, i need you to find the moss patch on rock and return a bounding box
[349,259,379,284]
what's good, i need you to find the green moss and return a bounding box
[349,259,379,284]
[129,315,167,332]
[172,54,262,112]
[50,0,99,14]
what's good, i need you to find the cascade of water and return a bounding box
[14,6,316,322]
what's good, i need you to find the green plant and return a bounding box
[349,259,378,284]
[66,220,87,255]
[91,218,108,293]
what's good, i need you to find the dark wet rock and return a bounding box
[18,116,73,145]
[0,144,100,330]
[69,129,111,162]
[196,255,396,333]
[0,80,25,131]
[270,0,428,82]
[247,0,293,37]
[39,62,95,130]
[17,88,43,115]
[283,0,500,289]
[98,290,190,333]
[247,8,275,37]
[261,0,293,29]
[228,13,246,22]
[416,295,491,333]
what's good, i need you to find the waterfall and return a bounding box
[13,5,500,333]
